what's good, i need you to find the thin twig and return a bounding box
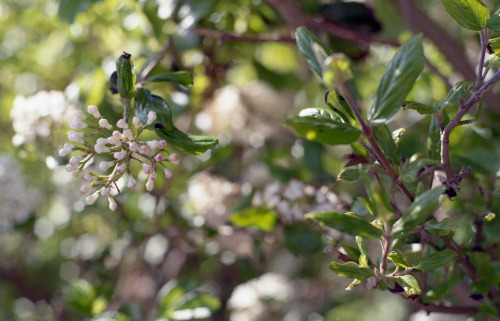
[139,38,173,83]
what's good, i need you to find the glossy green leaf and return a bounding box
[329,261,374,280]
[373,124,400,165]
[156,126,219,155]
[392,186,444,237]
[440,0,490,31]
[306,211,383,238]
[135,88,173,131]
[326,90,355,120]
[399,275,422,297]
[368,35,424,125]
[422,273,463,303]
[284,224,323,255]
[439,81,474,110]
[297,107,342,122]
[284,114,361,145]
[413,249,456,271]
[425,218,458,236]
[337,167,361,181]
[145,71,193,87]
[229,207,277,231]
[402,101,434,114]
[488,9,500,31]
[388,251,410,268]
[401,158,437,183]
[295,27,332,77]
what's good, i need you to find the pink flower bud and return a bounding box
[116,163,127,173]
[142,163,152,175]
[85,191,99,205]
[99,161,114,171]
[128,142,138,152]
[69,155,83,165]
[155,153,165,162]
[139,145,148,154]
[127,175,137,188]
[147,140,160,151]
[68,131,84,144]
[94,138,110,153]
[87,105,101,118]
[114,150,127,160]
[64,143,74,149]
[133,117,141,128]
[122,129,133,140]
[80,184,92,195]
[65,163,78,172]
[149,172,158,182]
[68,118,88,130]
[147,111,157,125]
[108,197,117,211]
[168,153,181,165]
[59,148,72,157]
[108,131,122,145]
[146,177,154,191]
[101,187,110,198]
[83,173,97,182]
[159,140,167,148]
[99,118,113,130]
[163,167,173,180]
[116,119,128,129]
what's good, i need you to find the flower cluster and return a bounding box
[59,105,180,211]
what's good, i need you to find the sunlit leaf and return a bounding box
[295,27,332,77]
[399,275,421,298]
[329,261,374,280]
[439,81,474,110]
[413,249,456,271]
[440,0,490,31]
[326,90,355,120]
[373,124,400,165]
[388,251,410,268]
[229,207,277,231]
[337,167,361,181]
[306,211,383,238]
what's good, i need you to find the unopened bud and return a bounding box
[68,131,84,144]
[114,150,127,160]
[147,111,157,125]
[146,177,154,191]
[163,167,173,179]
[85,191,100,205]
[116,163,127,173]
[116,119,128,129]
[99,161,115,171]
[127,175,137,188]
[80,184,92,195]
[87,105,101,118]
[142,163,152,175]
[68,118,88,130]
[101,187,111,198]
[133,117,141,128]
[108,197,117,211]
[122,129,133,140]
[99,118,113,130]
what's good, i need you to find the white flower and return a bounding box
[147,111,157,125]
[122,129,133,140]
[108,197,117,211]
[94,138,110,153]
[59,147,72,157]
[116,119,128,128]
[146,177,154,191]
[68,131,84,144]
[127,176,137,188]
[108,131,122,145]
[65,163,78,172]
[116,163,127,173]
[133,117,141,128]
[80,184,92,195]
[99,118,113,130]
[114,150,127,160]
[142,163,152,175]
[87,105,101,118]
[147,140,160,151]
[99,161,115,171]
[68,118,88,130]
[69,155,83,165]
[85,191,100,205]
[101,187,110,198]
[163,167,173,179]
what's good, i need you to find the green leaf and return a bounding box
[392,186,444,237]
[156,126,218,155]
[340,243,361,261]
[58,0,98,23]
[488,9,500,31]
[422,273,463,303]
[368,35,424,125]
[402,101,434,114]
[284,114,361,145]
[284,224,323,255]
[337,167,361,181]
[427,115,441,160]
[329,261,374,280]
[145,71,193,87]
[297,107,342,122]
[373,124,400,165]
[173,293,221,319]
[157,280,186,317]
[295,27,332,77]
[440,0,490,31]
[485,53,500,68]
[306,211,383,238]
[401,158,437,183]
[388,251,410,268]
[90,312,131,321]
[322,53,354,88]
[356,236,369,258]
[425,218,458,236]
[439,81,474,110]
[325,90,355,120]
[359,168,393,218]
[229,207,277,231]
[135,88,173,131]
[413,249,456,271]
[399,275,421,297]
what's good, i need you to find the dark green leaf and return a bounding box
[440,0,490,31]
[488,9,500,32]
[295,27,332,77]
[156,126,218,155]
[145,71,193,87]
[306,211,383,238]
[368,35,424,125]
[392,186,444,237]
[439,81,474,110]
[422,273,463,303]
[402,101,435,114]
[413,249,456,271]
[284,115,361,145]
[341,243,361,261]
[427,115,441,160]
[229,208,277,231]
[326,90,355,120]
[425,218,458,236]
[329,261,374,280]
[373,124,400,165]
[337,167,361,181]
[388,251,410,268]
[135,88,173,131]
[284,224,323,255]
[399,275,421,297]
[401,158,437,183]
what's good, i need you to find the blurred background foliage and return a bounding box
[3,0,500,320]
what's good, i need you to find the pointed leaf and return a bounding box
[388,251,410,268]
[488,9,500,31]
[229,208,277,231]
[306,211,383,238]
[368,35,424,125]
[326,90,355,120]
[337,167,361,181]
[329,261,374,280]
[156,126,218,155]
[413,249,456,271]
[392,186,444,237]
[402,101,435,114]
[427,115,441,160]
[440,0,490,31]
[439,81,474,110]
[373,124,401,165]
[401,158,437,183]
[145,71,193,87]
[399,275,422,297]
[295,27,332,77]
[135,88,174,130]
[425,218,458,236]
[422,273,464,303]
